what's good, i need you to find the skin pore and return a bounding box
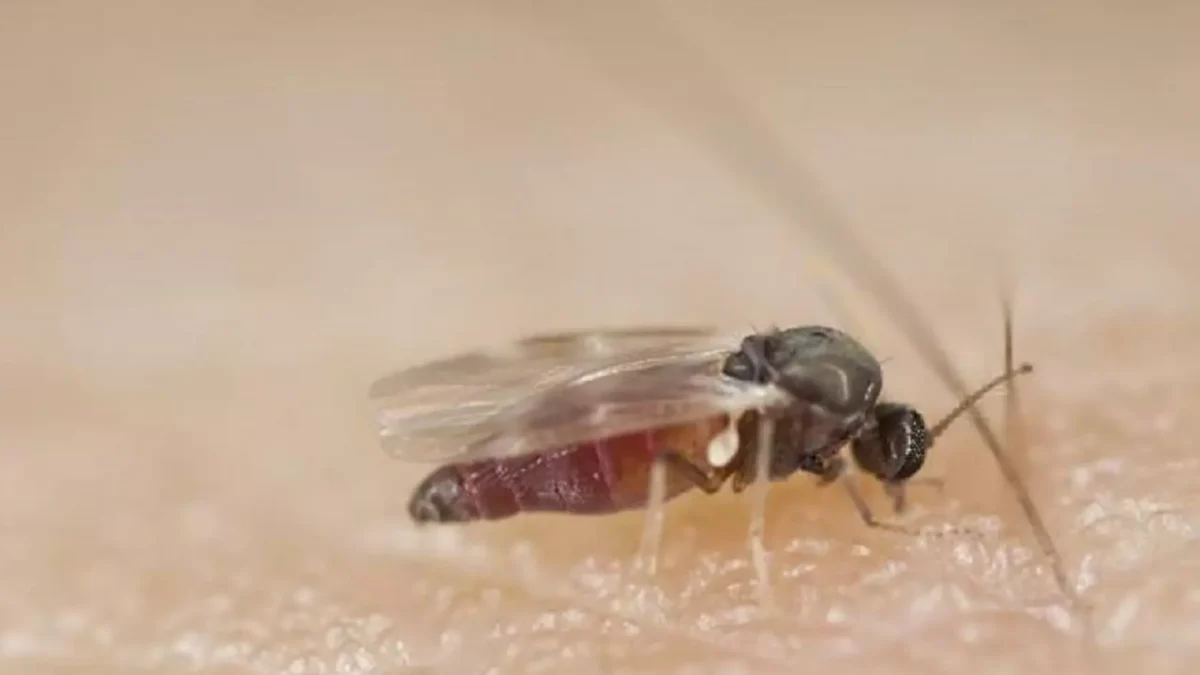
[3,3,1198,673]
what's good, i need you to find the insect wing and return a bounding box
[368,328,721,448]
[369,328,790,463]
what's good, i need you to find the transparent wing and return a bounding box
[368,327,791,463]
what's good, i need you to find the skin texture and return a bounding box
[3,2,1199,673]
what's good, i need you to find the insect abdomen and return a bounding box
[407,416,730,524]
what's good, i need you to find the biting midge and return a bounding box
[405,325,1029,528]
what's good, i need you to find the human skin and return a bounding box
[2,3,1198,674]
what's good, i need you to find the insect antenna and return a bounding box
[927,362,1033,441]
[507,4,1080,614]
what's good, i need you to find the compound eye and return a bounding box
[884,406,929,481]
[852,404,930,482]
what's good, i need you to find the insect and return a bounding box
[370,325,1031,528]
[370,4,1080,615]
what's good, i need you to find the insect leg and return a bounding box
[883,481,908,515]
[745,414,777,610]
[635,456,668,577]
[635,450,732,577]
[812,454,917,535]
[709,417,777,610]
[889,477,946,515]
[882,477,949,516]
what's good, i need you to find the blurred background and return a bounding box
[2,2,1198,673]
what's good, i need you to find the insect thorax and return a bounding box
[737,400,872,480]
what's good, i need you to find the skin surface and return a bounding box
[3,2,1199,673]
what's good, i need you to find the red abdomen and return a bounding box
[407,416,729,523]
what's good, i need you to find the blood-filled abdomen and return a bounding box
[406,415,730,524]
